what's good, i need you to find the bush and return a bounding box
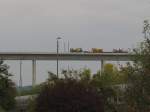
[0,60,16,111]
[17,85,41,96]
[0,106,6,112]
[119,20,150,112]
[34,78,104,112]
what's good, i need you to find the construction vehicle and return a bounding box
[70,48,83,53]
[70,48,128,53]
[70,48,103,53]
[113,48,128,53]
[91,48,103,53]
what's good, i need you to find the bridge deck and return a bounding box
[0,52,133,61]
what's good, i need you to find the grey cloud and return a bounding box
[0,0,148,52]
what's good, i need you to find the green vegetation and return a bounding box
[26,67,120,112]
[0,106,6,112]
[119,20,150,112]
[17,85,41,96]
[0,60,16,111]
[34,77,104,112]
[99,63,124,85]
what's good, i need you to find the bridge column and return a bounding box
[101,59,105,72]
[32,59,36,87]
[19,60,23,87]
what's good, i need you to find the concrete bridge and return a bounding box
[0,52,133,86]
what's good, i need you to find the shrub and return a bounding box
[35,78,104,112]
[0,60,16,111]
[0,106,6,112]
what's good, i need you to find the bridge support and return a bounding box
[19,60,23,87]
[32,59,36,87]
[101,59,105,72]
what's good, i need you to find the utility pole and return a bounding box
[68,41,70,53]
[57,37,62,77]
[63,42,66,53]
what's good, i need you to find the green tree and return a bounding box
[80,68,91,81]
[31,68,120,112]
[0,60,16,111]
[29,67,124,112]
[92,64,122,112]
[121,20,150,112]
[99,63,123,86]
[34,78,104,112]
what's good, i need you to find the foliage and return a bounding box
[27,97,37,112]
[0,60,16,111]
[120,20,150,112]
[93,64,122,112]
[0,106,6,112]
[17,85,41,96]
[27,65,128,112]
[61,68,91,81]
[32,67,122,112]
[100,63,122,86]
[80,68,91,81]
[34,78,104,112]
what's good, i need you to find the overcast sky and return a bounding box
[0,0,149,52]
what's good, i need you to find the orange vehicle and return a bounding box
[91,48,103,53]
[70,48,83,53]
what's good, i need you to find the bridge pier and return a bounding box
[101,59,105,72]
[19,60,23,87]
[32,59,36,87]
